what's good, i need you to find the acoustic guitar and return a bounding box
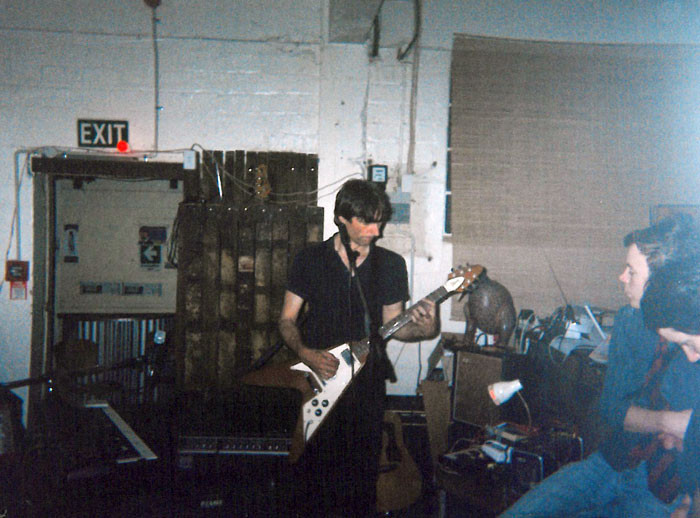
[377,410,423,513]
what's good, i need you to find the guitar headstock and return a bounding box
[254,164,272,200]
[444,264,485,293]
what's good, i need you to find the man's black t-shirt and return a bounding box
[287,236,410,348]
[285,235,411,517]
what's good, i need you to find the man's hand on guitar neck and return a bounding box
[388,298,439,342]
[411,298,439,336]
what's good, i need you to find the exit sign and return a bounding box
[77,119,128,148]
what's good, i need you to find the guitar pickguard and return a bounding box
[290,343,363,441]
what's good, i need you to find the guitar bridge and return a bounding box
[303,371,322,393]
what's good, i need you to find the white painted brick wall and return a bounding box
[1,0,698,404]
[2,0,321,42]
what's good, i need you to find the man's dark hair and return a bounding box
[623,213,700,275]
[642,258,700,335]
[333,179,392,226]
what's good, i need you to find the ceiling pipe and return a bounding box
[370,13,380,58]
[146,0,162,154]
[370,0,386,58]
[397,0,421,61]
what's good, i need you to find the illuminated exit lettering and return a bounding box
[77,119,129,148]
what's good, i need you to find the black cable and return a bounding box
[339,224,396,382]
[150,5,161,153]
[165,205,181,268]
[349,255,372,338]
[397,0,421,60]
[340,226,360,380]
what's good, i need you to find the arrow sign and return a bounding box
[140,244,161,266]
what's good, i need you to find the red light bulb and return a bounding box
[117,140,130,153]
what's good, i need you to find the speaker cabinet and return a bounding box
[452,351,504,427]
[174,454,293,517]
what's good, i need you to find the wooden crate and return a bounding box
[175,201,323,391]
[187,150,318,206]
[175,149,322,391]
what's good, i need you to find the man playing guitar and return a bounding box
[279,179,438,517]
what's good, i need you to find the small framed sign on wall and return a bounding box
[650,204,700,224]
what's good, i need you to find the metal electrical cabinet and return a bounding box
[54,178,181,314]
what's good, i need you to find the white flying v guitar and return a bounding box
[242,264,484,462]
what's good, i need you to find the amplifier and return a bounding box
[175,384,300,465]
[174,386,300,516]
[177,435,291,457]
[452,350,504,426]
[174,449,294,516]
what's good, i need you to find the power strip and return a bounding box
[480,440,511,463]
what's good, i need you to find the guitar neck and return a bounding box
[379,286,451,340]
[349,287,450,361]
